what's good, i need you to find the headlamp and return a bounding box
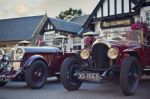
[107,47,119,59]
[0,49,4,60]
[80,49,90,60]
[15,48,25,60]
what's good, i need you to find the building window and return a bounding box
[146,11,150,27]
[73,37,82,44]
[73,45,81,51]
[44,31,56,46]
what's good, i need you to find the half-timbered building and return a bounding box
[82,0,150,35]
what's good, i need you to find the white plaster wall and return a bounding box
[110,0,115,15]
[116,0,122,14]
[95,21,105,36]
[134,15,140,22]
[124,0,129,13]
[102,26,131,33]
[140,6,150,22]
[103,0,108,16]
[67,34,74,52]
[97,8,102,17]
[131,2,135,12]
[97,0,135,18]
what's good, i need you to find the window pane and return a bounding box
[146,11,150,27]
[146,12,149,17]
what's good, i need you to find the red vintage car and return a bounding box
[60,30,150,96]
[0,41,74,89]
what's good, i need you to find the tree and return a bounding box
[56,8,84,21]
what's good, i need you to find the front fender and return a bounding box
[72,53,85,64]
[116,49,141,65]
[115,49,130,65]
[123,49,140,61]
[24,55,48,67]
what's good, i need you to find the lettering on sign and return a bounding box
[101,18,134,29]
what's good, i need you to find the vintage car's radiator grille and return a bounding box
[92,43,110,69]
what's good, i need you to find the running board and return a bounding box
[144,68,150,71]
[143,66,150,71]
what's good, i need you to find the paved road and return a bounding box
[0,77,150,99]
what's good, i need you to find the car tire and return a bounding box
[0,82,7,87]
[25,60,48,89]
[60,57,82,91]
[120,56,141,96]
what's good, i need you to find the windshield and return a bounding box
[52,38,68,47]
[101,30,143,43]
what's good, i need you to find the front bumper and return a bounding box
[75,63,120,82]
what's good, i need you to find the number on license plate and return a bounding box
[78,73,100,80]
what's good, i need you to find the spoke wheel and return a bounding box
[25,60,48,89]
[60,57,82,91]
[120,56,141,96]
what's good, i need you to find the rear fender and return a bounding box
[23,55,48,68]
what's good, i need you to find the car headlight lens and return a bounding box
[0,49,4,60]
[107,47,119,59]
[15,48,25,60]
[80,49,90,60]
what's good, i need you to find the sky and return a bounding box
[0,0,100,19]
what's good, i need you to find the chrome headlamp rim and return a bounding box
[107,47,119,60]
[80,49,90,60]
[15,47,25,61]
[0,49,5,60]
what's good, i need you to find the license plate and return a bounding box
[13,62,20,70]
[78,73,101,81]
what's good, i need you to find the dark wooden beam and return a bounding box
[130,0,138,4]
[83,0,105,28]
[101,4,104,17]
[95,13,98,18]
[108,0,110,16]
[129,0,132,12]
[45,29,77,35]
[122,0,124,13]
[93,12,139,22]
[133,0,145,12]
[142,1,150,7]
[44,29,56,32]
[114,0,117,15]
